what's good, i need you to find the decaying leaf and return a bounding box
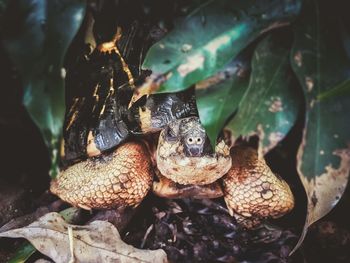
[5,207,83,263]
[0,212,168,263]
[290,0,350,252]
[228,33,300,155]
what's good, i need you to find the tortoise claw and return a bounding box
[152,174,224,199]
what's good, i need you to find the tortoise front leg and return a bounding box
[221,146,294,229]
[50,141,153,210]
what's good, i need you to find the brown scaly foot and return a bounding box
[152,173,224,199]
[50,141,153,210]
[222,146,294,229]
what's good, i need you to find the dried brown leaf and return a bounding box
[0,212,168,263]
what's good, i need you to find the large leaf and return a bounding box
[8,243,36,263]
[290,0,350,252]
[142,0,301,93]
[0,212,168,263]
[196,51,251,145]
[1,0,85,177]
[5,207,81,263]
[317,78,350,101]
[130,0,301,105]
[228,33,301,154]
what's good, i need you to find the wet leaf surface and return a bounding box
[0,212,168,263]
[131,0,301,104]
[7,242,36,263]
[196,51,251,146]
[228,32,301,154]
[290,0,350,252]
[0,0,85,177]
[317,78,350,102]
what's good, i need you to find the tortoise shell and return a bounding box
[62,9,198,166]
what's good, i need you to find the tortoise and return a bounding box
[50,21,294,229]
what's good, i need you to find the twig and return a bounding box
[141,224,154,248]
[68,226,75,263]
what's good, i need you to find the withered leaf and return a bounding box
[0,212,168,263]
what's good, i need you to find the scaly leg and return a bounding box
[222,146,294,229]
[50,141,153,209]
[153,172,224,199]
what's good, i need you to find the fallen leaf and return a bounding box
[0,212,168,263]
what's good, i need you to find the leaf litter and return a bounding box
[0,212,168,263]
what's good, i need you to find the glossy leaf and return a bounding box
[0,0,9,15]
[141,0,301,95]
[317,78,350,102]
[196,52,251,146]
[1,0,85,177]
[228,33,301,154]
[290,0,350,252]
[8,243,36,263]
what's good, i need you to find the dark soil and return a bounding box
[124,196,299,263]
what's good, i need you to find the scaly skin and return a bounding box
[50,141,153,209]
[51,137,294,228]
[156,117,232,185]
[222,146,294,228]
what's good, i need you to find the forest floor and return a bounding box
[0,181,349,263]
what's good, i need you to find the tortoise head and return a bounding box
[156,117,232,185]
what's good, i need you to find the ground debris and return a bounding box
[124,196,298,262]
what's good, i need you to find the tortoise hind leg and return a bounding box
[50,141,153,209]
[222,146,294,229]
[153,173,224,199]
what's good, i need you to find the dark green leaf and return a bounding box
[317,78,350,102]
[1,0,85,177]
[8,243,35,263]
[0,0,9,15]
[228,33,300,154]
[196,52,250,146]
[142,0,301,94]
[290,0,350,252]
